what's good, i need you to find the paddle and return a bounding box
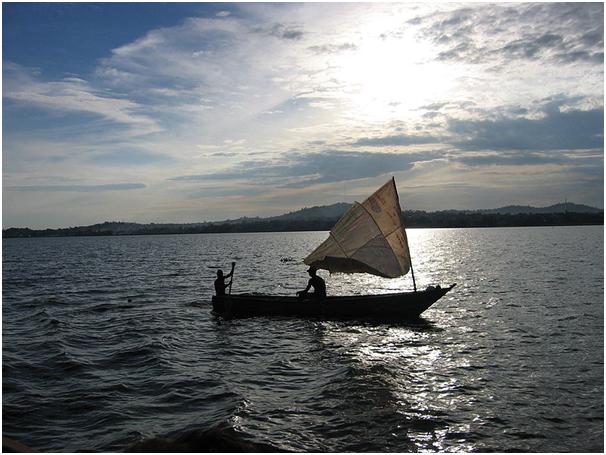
[228,261,236,294]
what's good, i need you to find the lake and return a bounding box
[2,226,603,452]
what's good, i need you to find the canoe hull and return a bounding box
[212,284,455,320]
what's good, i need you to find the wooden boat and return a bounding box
[212,177,455,320]
[212,284,456,320]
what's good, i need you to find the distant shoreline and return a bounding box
[3,211,603,238]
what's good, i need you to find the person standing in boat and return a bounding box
[297,266,326,299]
[214,262,235,296]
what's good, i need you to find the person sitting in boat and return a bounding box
[297,266,326,299]
[214,263,235,296]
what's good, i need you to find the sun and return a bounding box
[334,23,462,124]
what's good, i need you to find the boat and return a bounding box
[212,177,455,320]
[212,285,455,320]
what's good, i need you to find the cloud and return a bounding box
[266,23,305,40]
[91,12,323,141]
[414,3,604,65]
[353,134,442,147]
[169,150,438,188]
[89,149,175,166]
[500,33,564,60]
[449,104,604,151]
[452,150,602,167]
[3,63,161,136]
[258,95,318,118]
[210,152,238,157]
[96,16,256,98]
[5,183,146,192]
[308,43,357,54]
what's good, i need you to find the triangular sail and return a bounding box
[304,178,412,278]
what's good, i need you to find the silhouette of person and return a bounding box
[297,266,326,299]
[214,263,235,296]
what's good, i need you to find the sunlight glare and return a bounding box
[335,22,460,123]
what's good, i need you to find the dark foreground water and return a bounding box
[3,226,604,452]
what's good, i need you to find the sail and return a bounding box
[304,178,412,278]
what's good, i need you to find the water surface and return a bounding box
[3,226,603,451]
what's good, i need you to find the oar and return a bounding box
[228,261,236,294]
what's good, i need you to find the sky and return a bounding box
[3,2,604,229]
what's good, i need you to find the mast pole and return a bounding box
[393,177,417,293]
[409,261,417,292]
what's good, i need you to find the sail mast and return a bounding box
[393,177,417,292]
[409,257,417,292]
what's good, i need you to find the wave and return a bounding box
[46,350,93,374]
[86,301,140,313]
[105,341,162,366]
[124,420,286,452]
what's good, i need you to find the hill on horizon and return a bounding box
[271,201,603,220]
[267,202,352,221]
[478,202,602,215]
[266,201,603,221]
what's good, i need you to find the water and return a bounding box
[2,226,603,452]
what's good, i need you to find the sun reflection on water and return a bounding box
[315,310,484,452]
